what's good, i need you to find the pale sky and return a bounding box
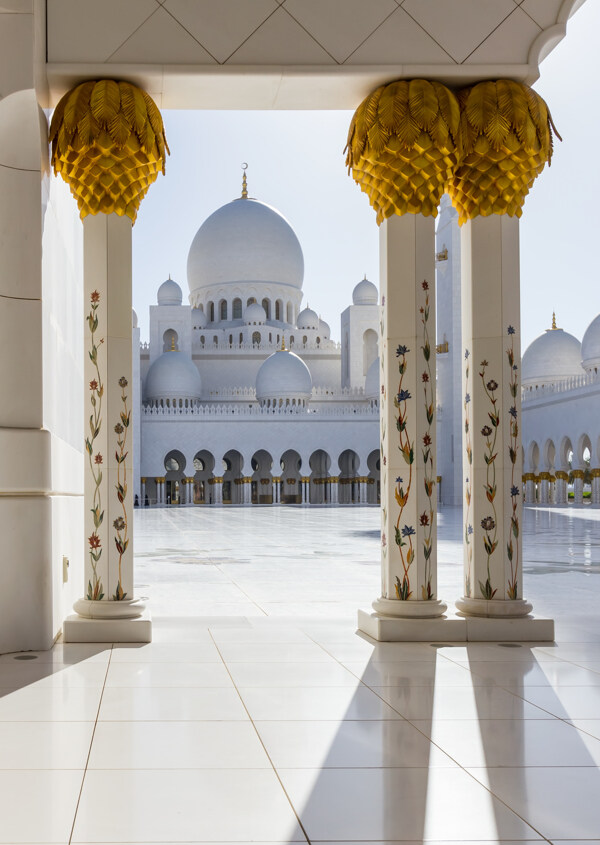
[132,1,599,352]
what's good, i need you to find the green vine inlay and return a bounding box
[85,290,104,601]
[506,326,520,599]
[113,377,130,601]
[420,280,435,600]
[393,338,415,601]
[479,359,499,600]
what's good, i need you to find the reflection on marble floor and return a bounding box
[1,504,600,842]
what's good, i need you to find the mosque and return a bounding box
[133,172,381,507]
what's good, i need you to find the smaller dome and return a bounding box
[365,356,380,400]
[582,313,600,371]
[318,318,330,339]
[243,302,266,325]
[192,308,207,329]
[297,307,319,330]
[522,320,583,387]
[353,277,378,305]
[157,277,183,306]
[256,348,312,404]
[132,308,138,328]
[144,350,202,402]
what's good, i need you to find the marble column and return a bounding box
[187,477,196,504]
[272,477,280,504]
[330,477,339,504]
[539,473,550,504]
[301,477,310,505]
[456,215,532,617]
[141,478,146,506]
[555,471,568,505]
[212,476,223,505]
[523,474,535,504]
[572,469,584,504]
[244,477,253,504]
[371,214,445,618]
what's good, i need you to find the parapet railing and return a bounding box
[522,370,600,402]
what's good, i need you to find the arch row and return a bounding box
[139,447,381,507]
[522,430,600,506]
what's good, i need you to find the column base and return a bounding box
[455,596,532,618]
[372,596,448,618]
[358,608,554,642]
[63,608,152,643]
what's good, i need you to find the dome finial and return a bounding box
[241,162,248,199]
[170,335,175,351]
[552,311,557,330]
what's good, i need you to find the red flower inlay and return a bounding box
[89,380,98,391]
[422,372,429,382]
[423,433,432,446]
[94,454,103,465]
[88,533,101,549]
[420,512,429,526]
[91,290,100,303]
[422,280,429,290]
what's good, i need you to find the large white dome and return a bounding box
[256,348,312,404]
[187,197,304,297]
[522,325,583,387]
[582,314,600,372]
[144,350,202,402]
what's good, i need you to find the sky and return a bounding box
[132,1,599,352]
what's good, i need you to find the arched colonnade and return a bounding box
[523,432,600,505]
[140,447,381,507]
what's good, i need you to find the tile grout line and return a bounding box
[68,644,114,845]
[207,629,312,845]
[213,562,269,616]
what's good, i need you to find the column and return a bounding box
[534,475,540,503]
[212,477,223,505]
[523,473,535,504]
[141,478,146,506]
[372,213,445,617]
[330,477,339,504]
[555,471,568,504]
[244,477,253,504]
[301,477,310,505]
[272,477,280,504]
[56,80,168,643]
[549,475,556,504]
[539,472,550,504]
[187,477,196,504]
[456,215,532,616]
[358,477,366,504]
[572,469,584,504]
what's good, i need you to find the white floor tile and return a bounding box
[255,719,457,768]
[89,720,271,768]
[98,685,248,721]
[0,770,82,842]
[453,659,600,688]
[0,644,111,664]
[0,686,102,721]
[210,627,312,644]
[506,684,600,719]
[372,684,555,720]
[412,718,600,767]
[567,719,600,740]
[279,767,542,840]
[0,661,107,689]
[105,661,233,688]
[217,641,332,662]
[227,660,364,688]
[0,720,94,768]
[239,685,404,721]
[110,642,222,662]
[342,658,482,687]
[72,769,305,842]
[467,766,600,839]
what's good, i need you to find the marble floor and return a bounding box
[1,504,600,843]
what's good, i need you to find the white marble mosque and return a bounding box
[134,175,381,508]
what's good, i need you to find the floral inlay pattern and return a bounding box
[420,280,435,600]
[479,359,499,599]
[506,325,520,599]
[85,290,105,601]
[113,376,130,601]
[464,349,473,598]
[393,342,414,600]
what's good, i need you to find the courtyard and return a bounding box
[1,506,600,842]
